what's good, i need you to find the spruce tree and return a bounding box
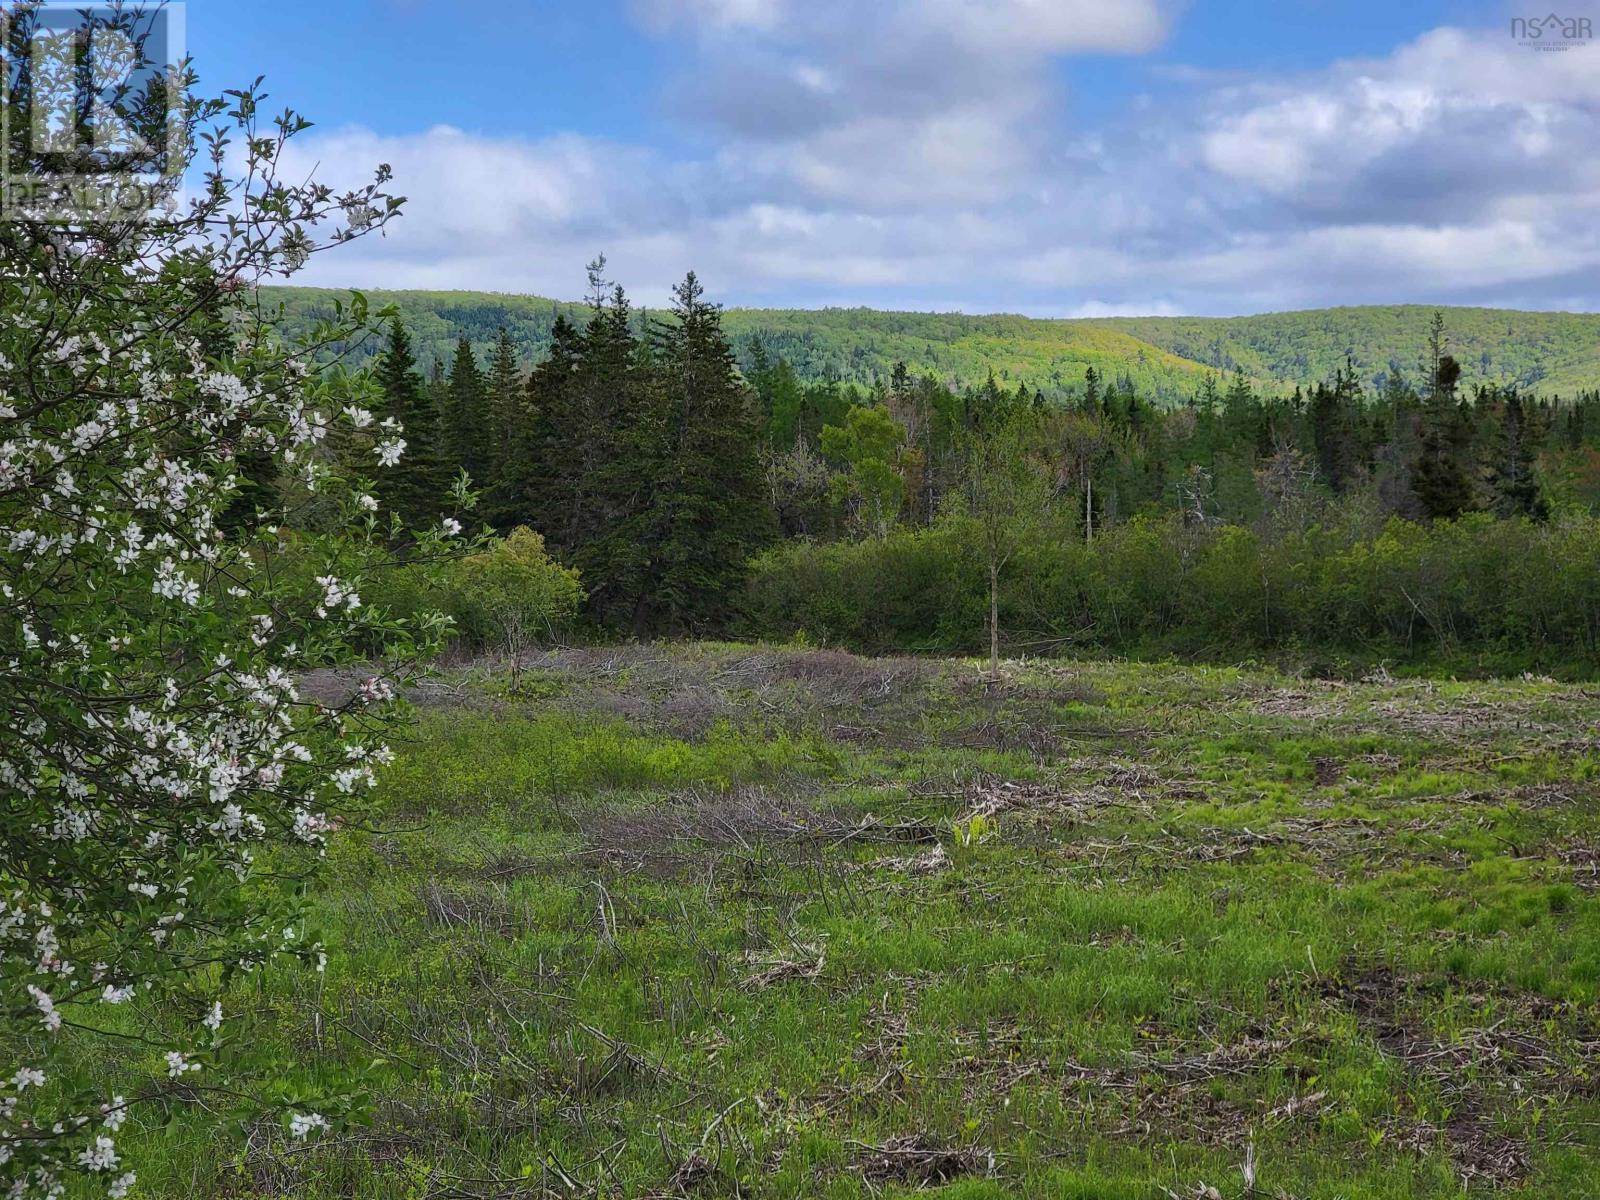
[567,278,646,566]
[373,316,446,529]
[511,314,583,540]
[1308,362,1362,494]
[1412,351,1478,519]
[484,327,524,524]
[630,272,773,632]
[443,336,490,485]
[1487,389,1548,520]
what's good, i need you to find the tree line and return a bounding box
[343,279,1600,652]
[371,258,771,633]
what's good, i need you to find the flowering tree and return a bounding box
[1,9,454,1194]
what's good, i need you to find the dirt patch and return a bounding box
[849,1134,995,1186]
[773,648,935,699]
[580,785,942,876]
[1241,679,1600,750]
[1243,680,1351,721]
[1313,756,1344,787]
[739,941,827,990]
[1052,1027,1326,1148]
[419,880,524,936]
[1308,960,1599,1185]
[489,645,948,743]
[935,712,1062,761]
[1557,843,1600,889]
[580,786,822,874]
[953,668,1109,709]
[914,772,1157,828]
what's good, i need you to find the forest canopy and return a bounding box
[283,273,1600,672]
[263,289,1600,405]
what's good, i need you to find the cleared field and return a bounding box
[120,646,1600,1197]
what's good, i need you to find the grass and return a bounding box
[96,645,1600,1197]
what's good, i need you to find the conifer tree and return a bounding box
[566,274,646,574]
[484,327,524,524]
[510,313,582,539]
[1308,362,1362,494]
[1413,348,1477,519]
[1082,365,1102,415]
[629,272,773,631]
[749,337,807,448]
[443,336,490,484]
[374,316,446,528]
[1487,389,1548,520]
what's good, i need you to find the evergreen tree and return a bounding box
[484,327,524,524]
[566,275,645,568]
[511,313,584,541]
[1486,389,1548,519]
[749,337,807,448]
[629,272,773,631]
[1308,362,1361,494]
[1412,353,1477,519]
[443,336,490,484]
[1221,368,1266,455]
[373,316,446,529]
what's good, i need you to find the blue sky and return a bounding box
[182,0,1600,315]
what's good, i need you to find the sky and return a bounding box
[180,0,1600,316]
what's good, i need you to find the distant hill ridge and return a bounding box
[262,287,1600,401]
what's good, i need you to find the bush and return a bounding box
[368,527,584,653]
[446,527,585,650]
[742,527,983,651]
[741,511,1600,674]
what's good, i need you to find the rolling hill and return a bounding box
[1094,306,1600,399]
[260,288,1600,402]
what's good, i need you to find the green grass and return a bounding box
[89,646,1600,1197]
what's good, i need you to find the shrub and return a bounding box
[367,527,584,654]
[445,527,585,651]
[741,510,1600,674]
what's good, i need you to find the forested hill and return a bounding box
[1092,306,1600,399]
[261,287,1600,400]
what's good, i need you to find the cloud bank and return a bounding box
[281,5,1600,315]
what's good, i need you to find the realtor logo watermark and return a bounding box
[1511,12,1593,50]
[0,3,185,222]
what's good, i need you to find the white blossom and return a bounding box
[163,1052,199,1078]
[287,1111,328,1140]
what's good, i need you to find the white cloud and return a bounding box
[658,0,1176,208]
[1199,28,1600,220]
[633,0,788,34]
[1065,299,1183,318]
[286,14,1600,317]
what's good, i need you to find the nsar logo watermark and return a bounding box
[1511,12,1593,50]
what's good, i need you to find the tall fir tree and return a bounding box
[1412,351,1477,519]
[1486,389,1548,520]
[1081,365,1102,415]
[520,318,582,551]
[373,316,446,529]
[443,336,490,485]
[484,326,525,524]
[746,336,808,450]
[507,313,582,539]
[1308,362,1362,494]
[566,275,645,564]
[628,272,774,632]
